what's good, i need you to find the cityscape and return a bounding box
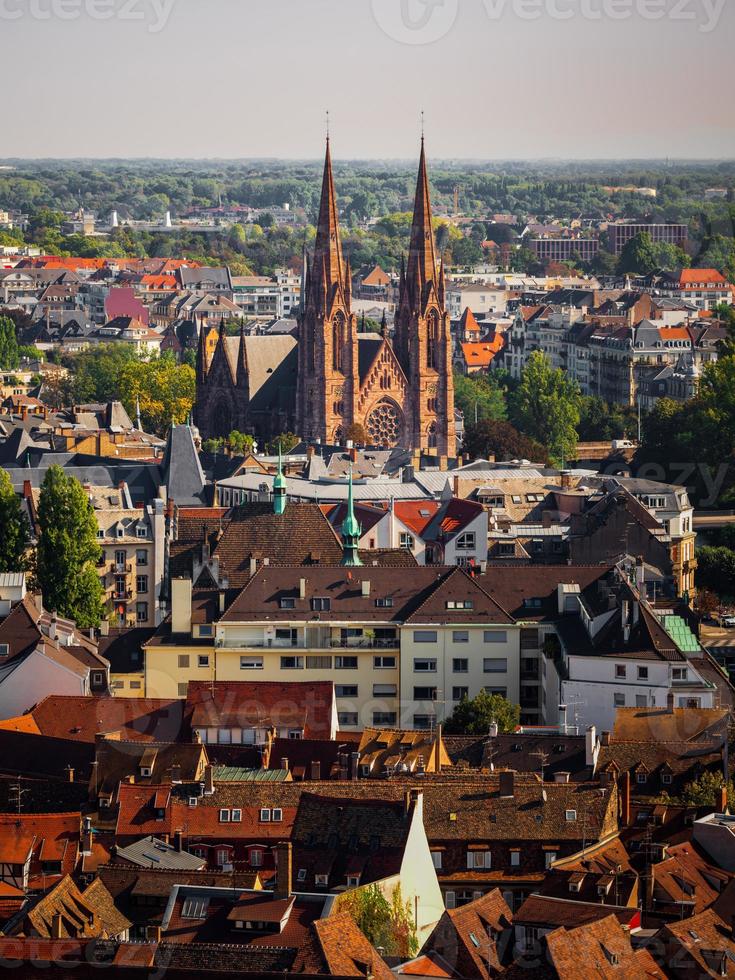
[0,1,734,977]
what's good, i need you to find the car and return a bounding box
[722,616,735,629]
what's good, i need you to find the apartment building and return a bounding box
[607,222,688,255]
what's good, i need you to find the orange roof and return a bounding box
[458,307,481,333]
[140,274,177,289]
[677,268,727,285]
[361,264,390,287]
[0,714,41,735]
[397,954,453,977]
[657,327,690,341]
[461,338,504,367]
[0,813,79,867]
[393,501,441,536]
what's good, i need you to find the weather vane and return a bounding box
[326,109,330,140]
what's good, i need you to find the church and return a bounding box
[195,139,456,456]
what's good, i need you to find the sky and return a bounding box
[3,0,734,159]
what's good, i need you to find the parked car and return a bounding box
[722,615,735,629]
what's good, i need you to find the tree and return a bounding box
[117,353,196,436]
[62,343,140,404]
[681,770,735,807]
[346,422,367,446]
[463,419,549,465]
[453,372,507,426]
[0,469,28,572]
[338,883,418,959]
[266,432,299,454]
[0,314,19,370]
[509,351,581,465]
[578,396,637,441]
[36,466,104,628]
[444,691,520,736]
[617,232,659,275]
[226,430,255,455]
[696,547,735,602]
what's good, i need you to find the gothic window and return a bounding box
[332,313,345,373]
[427,397,437,412]
[333,401,344,415]
[427,422,438,449]
[366,400,402,448]
[333,426,344,444]
[427,310,439,369]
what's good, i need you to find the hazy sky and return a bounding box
[4,0,734,159]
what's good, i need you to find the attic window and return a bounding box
[0,644,9,657]
[446,600,474,610]
[182,897,210,919]
[297,869,307,882]
[375,597,393,608]
[136,526,147,538]
[469,932,480,948]
[311,597,330,611]
[315,874,328,886]
[565,810,577,821]
[280,598,296,609]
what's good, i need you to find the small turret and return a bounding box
[273,442,287,515]
[340,467,362,567]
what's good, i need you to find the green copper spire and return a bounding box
[340,467,362,567]
[273,442,287,515]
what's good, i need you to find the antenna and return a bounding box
[9,781,29,816]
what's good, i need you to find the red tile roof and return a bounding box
[17,695,185,744]
[186,681,336,739]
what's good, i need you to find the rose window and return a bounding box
[366,401,402,447]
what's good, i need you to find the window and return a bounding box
[199,625,213,637]
[272,808,283,822]
[136,602,148,624]
[456,532,476,550]
[306,655,332,669]
[182,897,210,919]
[637,666,649,680]
[510,851,520,867]
[311,597,330,611]
[218,728,232,744]
[662,772,673,785]
[467,850,491,869]
[373,684,396,696]
[399,533,415,550]
[453,687,469,701]
[276,627,297,646]
[565,809,577,821]
[240,656,263,670]
[672,667,688,681]
[615,664,627,679]
[413,714,432,729]
[414,659,437,672]
[219,809,231,822]
[335,656,358,669]
[178,683,188,697]
[484,631,508,644]
[335,685,358,698]
[281,656,304,669]
[484,687,507,698]
[280,597,295,609]
[446,600,474,610]
[198,655,210,668]
[373,711,396,726]
[136,575,148,593]
[136,549,147,565]
[315,874,329,886]
[375,597,394,608]
[545,852,557,869]
[178,654,190,668]
[453,631,469,643]
[414,631,437,643]
[260,808,271,822]
[115,550,126,567]
[483,658,507,673]
[339,712,358,726]
[297,869,307,882]
[614,692,626,707]
[374,656,396,669]
[414,686,437,700]
[136,526,147,539]
[453,658,468,673]
[445,891,456,909]
[431,851,442,870]
[249,849,263,867]
[347,875,360,888]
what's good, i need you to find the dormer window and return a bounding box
[311,597,330,611]
[280,597,295,609]
[456,532,476,550]
[315,874,328,886]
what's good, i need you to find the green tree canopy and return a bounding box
[0,469,29,572]
[338,883,417,959]
[444,691,520,736]
[509,351,581,465]
[617,232,659,275]
[696,546,735,602]
[463,419,549,465]
[266,432,300,455]
[36,466,104,628]
[117,353,196,436]
[0,315,19,370]
[681,770,735,807]
[454,371,508,425]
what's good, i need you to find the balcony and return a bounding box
[110,562,132,574]
[113,589,133,601]
[219,636,398,651]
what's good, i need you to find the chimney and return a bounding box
[203,764,214,796]
[361,580,370,597]
[499,771,515,799]
[310,760,321,781]
[716,784,728,814]
[404,788,421,817]
[558,703,568,734]
[554,771,570,783]
[280,757,289,772]
[171,578,193,636]
[174,830,183,852]
[349,446,357,463]
[66,766,75,783]
[488,722,499,738]
[51,914,63,940]
[350,751,360,781]
[620,771,631,827]
[600,731,611,746]
[560,470,574,490]
[585,726,598,768]
[299,578,306,600]
[219,591,226,613]
[274,841,292,899]
[249,557,257,577]
[49,610,58,641]
[453,475,460,497]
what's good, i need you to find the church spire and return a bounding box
[406,137,438,300]
[340,467,362,567]
[312,138,345,303]
[273,442,287,515]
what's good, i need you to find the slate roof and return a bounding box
[161,424,206,505]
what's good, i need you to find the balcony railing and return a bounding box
[218,637,398,651]
[110,563,132,574]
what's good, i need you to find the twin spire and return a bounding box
[310,135,439,311]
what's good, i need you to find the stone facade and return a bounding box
[196,140,455,455]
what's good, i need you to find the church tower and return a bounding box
[395,139,455,456]
[296,139,359,444]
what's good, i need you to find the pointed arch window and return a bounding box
[427,422,438,449]
[332,313,346,373]
[427,310,439,370]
